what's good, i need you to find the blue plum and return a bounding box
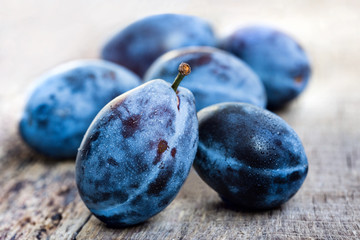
[220,26,311,109]
[19,60,141,159]
[194,102,308,210]
[75,64,198,227]
[144,46,267,111]
[101,14,216,77]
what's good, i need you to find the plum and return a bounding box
[144,46,267,111]
[194,102,308,210]
[220,26,311,109]
[101,14,216,77]
[75,63,198,227]
[19,59,141,158]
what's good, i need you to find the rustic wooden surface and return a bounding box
[1,1,359,239]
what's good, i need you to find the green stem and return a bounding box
[171,62,191,92]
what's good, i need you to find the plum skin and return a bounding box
[220,26,311,109]
[75,80,198,227]
[194,102,308,210]
[101,14,216,77]
[19,60,141,158]
[144,46,267,111]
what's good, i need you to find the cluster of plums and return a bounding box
[19,14,310,227]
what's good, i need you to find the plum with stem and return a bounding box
[76,63,198,227]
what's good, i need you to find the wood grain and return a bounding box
[1,0,360,239]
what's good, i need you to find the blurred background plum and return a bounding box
[144,47,267,110]
[19,60,140,158]
[101,14,216,77]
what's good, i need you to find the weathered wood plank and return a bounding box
[0,146,90,240]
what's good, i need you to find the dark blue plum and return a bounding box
[101,14,216,77]
[194,102,308,210]
[75,75,198,226]
[144,47,267,111]
[19,60,141,159]
[220,26,311,109]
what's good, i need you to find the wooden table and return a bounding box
[1,1,359,239]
